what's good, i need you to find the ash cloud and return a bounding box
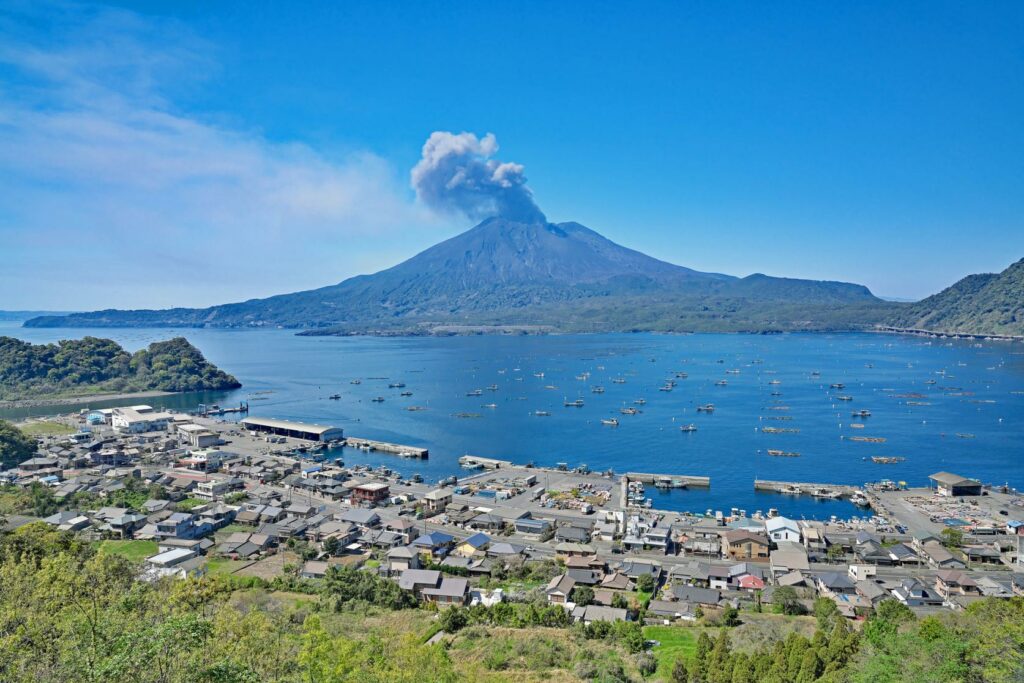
[411,131,546,224]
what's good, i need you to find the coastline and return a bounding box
[0,389,177,410]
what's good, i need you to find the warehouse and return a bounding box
[240,417,344,442]
[929,472,983,497]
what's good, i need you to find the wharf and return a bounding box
[621,472,711,509]
[344,437,428,458]
[459,454,514,470]
[754,479,857,497]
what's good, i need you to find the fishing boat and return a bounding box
[483,403,497,409]
[534,372,545,378]
[487,384,499,391]
[956,433,975,439]
[466,389,483,397]
[659,384,674,392]
[350,379,362,385]
[592,386,605,394]
[388,382,406,388]
[849,491,870,506]
[679,424,698,432]
[812,488,841,499]
[620,407,639,415]
[726,369,740,374]
[696,403,715,412]
[328,394,341,400]
[400,391,413,396]
[871,456,905,464]
[675,372,689,378]
[534,410,551,416]
[634,399,647,405]
[370,396,385,403]
[852,409,872,418]
[564,399,585,407]
[601,418,619,426]
[781,485,802,495]
[715,380,728,386]
[849,423,865,429]
[767,449,800,457]
[768,380,781,385]
[612,378,626,384]
[836,395,853,401]
[830,383,845,389]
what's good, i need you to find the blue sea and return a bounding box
[4,322,1023,520]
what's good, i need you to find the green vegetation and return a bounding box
[0,336,241,401]
[644,625,698,677]
[940,527,964,548]
[96,539,158,562]
[0,419,36,469]
[16,420,76,436]
[888,257,1024,335]
[0,477,165,517]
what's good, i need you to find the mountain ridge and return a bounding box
[886,258,1024,336]
[25,218,890,333]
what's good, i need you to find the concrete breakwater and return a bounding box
[344,437,428,458]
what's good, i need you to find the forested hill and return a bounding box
[0,336,241,401]
[887,258,1024,336]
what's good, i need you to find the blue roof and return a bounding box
[462,532,491,548]
[413,532,454,547]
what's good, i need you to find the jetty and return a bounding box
[459,454,513,470]
[344,437,428,458]
[754,479,858,497]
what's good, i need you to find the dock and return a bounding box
[344,437,428,458]
[754,479,858,497]
[459,454,513,470]
[621,472,710,508]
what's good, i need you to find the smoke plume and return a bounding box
[411,131,545,224]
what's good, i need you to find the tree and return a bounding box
[773,586,806,616]
[636,573,656,594]
[814,597,841,631]
[573,585,595,606]
[611,592,629,609]
[438,606,468,633]
[722,604,741,627]
[826,544,846,563]
[0,420,36,470]
[940,527,963,548]
[322,536,341,556]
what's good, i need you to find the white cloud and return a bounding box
[0,2,438,309]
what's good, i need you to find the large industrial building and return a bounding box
[240,417,344,442]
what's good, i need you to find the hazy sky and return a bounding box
[1,1,1022,309]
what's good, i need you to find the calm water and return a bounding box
[4,322,1023,520]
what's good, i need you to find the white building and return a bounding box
[765,516,801,544]
[112,408,173,434]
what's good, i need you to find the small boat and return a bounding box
[564,399,585,407]
[768,380,781,385]
[871,456,905,464]
[715,380,728,386]
[483,403,497,409]
[726,369,740,375]
[370,396,385,403]
[350,379,362,385]
[487,384,499,391]
[388,382,406,388]
[328,394,341,400]
[781,485,802,495]
[400,391,413,396]
[767,449,799,457]
[592,386,605,394]
[852,409,872,418]
[812,488,842,499]
[849,423,865,429]
[675,372,689,379]
[830,383,845,389]
[836,395,854,401]
[534,410,551,416]
[612,378,627,384]
[620,407,639,415]
[696,404,715,412]
[601,418,619,426]
[466,389,483,397]
[534,372,545,378]
[634,399,647,405]
[658,385,674,392]
[850,491,870,506]
[956,433,975,439]
[849,436,886,443]
[679,424,698,432]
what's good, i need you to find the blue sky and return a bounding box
[1,0,1022,309]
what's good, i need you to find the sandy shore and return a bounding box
[0,389,176,410]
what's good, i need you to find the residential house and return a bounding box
[765,517,801,544]
[722,530,770,560]
[546,574,576,604]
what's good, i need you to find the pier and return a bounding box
[621,472,711,509]
[344,437,428,458]
[754,479,858,497]
[459,454,513,470]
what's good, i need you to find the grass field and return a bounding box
[206,557,251,576]
[18,421,76,436]
[96,540,158,563]
[643,625,697,679]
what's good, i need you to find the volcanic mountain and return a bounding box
[26,218,890,333]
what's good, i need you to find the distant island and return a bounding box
[886,257,1024,337]
[23,218,898,334]
[0,336,241,403]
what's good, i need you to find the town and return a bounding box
[5,405,1023,628]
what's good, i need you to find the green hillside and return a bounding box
[888,258,1024,336]
[0,336,241,401]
